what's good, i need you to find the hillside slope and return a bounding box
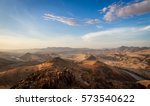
[12,57,145,89]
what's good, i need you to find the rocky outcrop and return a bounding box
[11,57,145,89]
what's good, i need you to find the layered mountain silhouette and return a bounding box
[20,53,52,62]
[0,57,14,69]
[114,46,150,53]
[0,46,149,89]
[11,57,145,89]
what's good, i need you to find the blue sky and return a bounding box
[0,0,150,49]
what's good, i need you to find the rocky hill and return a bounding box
[0,46,150,89]
[0,58,15,70]
[115,46,150,53]
[11,57,145,89]
[20,53,52,62]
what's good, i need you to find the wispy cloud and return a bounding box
[85,19,101,25]
[101,0,150,21]
[44,13,101,26]
[141,25,150,31]
[44,13,78,26]
[82,25,150,41]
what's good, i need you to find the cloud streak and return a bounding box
[44,13,101,26]
[101,0,150,21]
[44,13,78,26]
[82,25,150,41]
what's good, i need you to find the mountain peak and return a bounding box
[85,54,97,60]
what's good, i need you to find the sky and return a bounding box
[0,0,150,49]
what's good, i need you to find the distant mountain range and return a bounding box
[115,46,150,52]
[1,46,150,54]
[0,46,150,89]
